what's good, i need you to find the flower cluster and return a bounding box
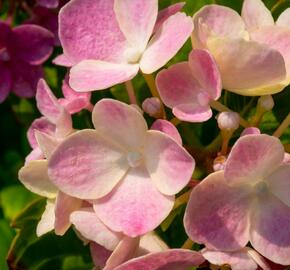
[13,0,290,269]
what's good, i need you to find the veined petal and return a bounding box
[192,5,247,49]
[140,12,193,73]
[114,0,158,51]
[93,166,174,237]
[69,60,139,91]
[250,193,290,265]
[188,49,221,100]
[207,37,286,95]
[35,131,59,159]
[144,130,194,195]
[18,160,58,199]
[92,99,147,151]
[242,0,274,31]
[48,129,128,200]
[184,171,252,251]
[266,165,290,207]
[115,249,205,270]
[156,62,201,108]
[70,208,123,250]
[54,191,82,236]
[225,135,284,186]
[59,0,127,64]
[173,103,212,122]
[36,199,55,236]
[52,54,74,67]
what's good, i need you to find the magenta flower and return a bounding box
[37,0,59,8]
[192,0,290,95]
[55,0,193,91]
[156,49,221,122]
[48,99,195,237]
[184,134,290,265]
[0,21,54,102]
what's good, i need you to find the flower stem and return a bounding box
[273,112,290,138]
[271,0,285,13]
[125,80,137,105]
[170,117,181,126]
[181,238,194,249]
[209,100,249,128]
[173,189,192,211]
[142,73,166,119]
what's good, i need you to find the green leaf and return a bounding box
[0,219,15,270]
[0,185,39,220]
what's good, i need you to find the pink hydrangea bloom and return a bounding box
[202,247,270,270]
[48,99,195,237]
[115,249,205,270]
[184,134,290,265]
[156,49,221,122]
[55,0,193,91]
[192,0,290,95]
[0,21,54,102]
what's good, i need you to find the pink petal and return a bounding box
[184,171,252,251]
[104,237,140,270]
[266,165,290,207]
[59,0,127,64]
[192,5,247,48]
[138,232,168,255]
[151,119,182,145]
[54,107,72,138]
[18,160,58,198]
[202,248,262,270]
[115,249,205,270]
[36,199,55,236]
[154,2,185,32]
[0,63,11,103]
[240,127,261,136]
[251,26,290,76]
[93,166,174,237]
[250,193,290,265]
[48,129,128,200]
[173,103,212,122]
[11,60,43,98]
[241,0,274,31]
[225,135,284,186]
[69,60,139,91]
[90,242,112,270]
[207,37,286,95]
[35,131,59,159]
[276,8,290,30]
[144,130,194,195]
[140,12,193,73]
[188,49,221,100]
[114,0,157,51]
[12,24,54,65]
[70,208,122,250]
[52,54,74,67]
[27,117,56,149]
[92,99,147,150]
[36,79,61,123]
[25,148,44,164]
[54,191,82,236]
[156,62,201,108]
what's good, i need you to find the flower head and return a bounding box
[56,0,193,91]
[184,134,290,265]
[48,99,195,237]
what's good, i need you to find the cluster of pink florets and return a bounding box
[12,0,290,269]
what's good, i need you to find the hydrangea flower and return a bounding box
[0,21,54,102]
[48,99,195,237]
[156,49,221,122]
[115,249,205,270]
[192,0,290,95]
[55,0,193,91]
[184,134,290,265]
[202,247,270,270]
